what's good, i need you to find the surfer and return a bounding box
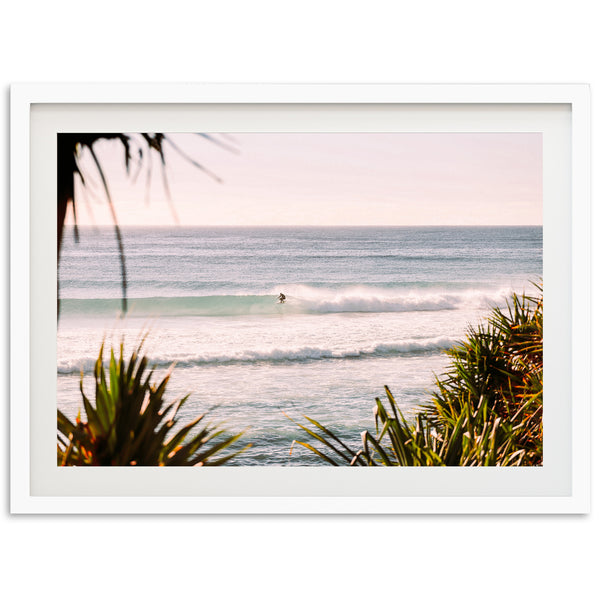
[278,292,286,304]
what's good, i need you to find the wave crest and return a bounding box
[60,286,509,318]
[57,336,456,374]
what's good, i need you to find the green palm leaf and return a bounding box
[57,342,250,466]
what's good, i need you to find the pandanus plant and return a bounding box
[289,287,543,467]
[57,341,249,466]
[57,133,235,314]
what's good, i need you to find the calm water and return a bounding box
[57,226,542,465]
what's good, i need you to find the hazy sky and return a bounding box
[67,132,542,227]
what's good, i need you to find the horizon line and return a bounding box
[63,223,543,229]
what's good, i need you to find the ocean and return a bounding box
[57,226,542,465]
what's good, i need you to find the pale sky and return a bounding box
[67,132,542,227]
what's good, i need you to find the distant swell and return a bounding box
[60,287,509,318]
[57,336,457,374]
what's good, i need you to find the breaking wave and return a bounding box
[60,285,510,318]
[57,335,457,374]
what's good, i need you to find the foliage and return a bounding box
[58,133,235,313]
[57,342,249,466]
[289,287,543,466]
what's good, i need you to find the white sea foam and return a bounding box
[57,335,457,374]
[60,285,513,317]
[286,284,512,314]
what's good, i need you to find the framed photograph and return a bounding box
[10,84,590,514]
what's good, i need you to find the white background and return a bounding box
[1,2,596,599]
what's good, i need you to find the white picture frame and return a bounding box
[10,83,591,514]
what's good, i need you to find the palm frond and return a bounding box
[57,341,249,466]
[290,286,543,467]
